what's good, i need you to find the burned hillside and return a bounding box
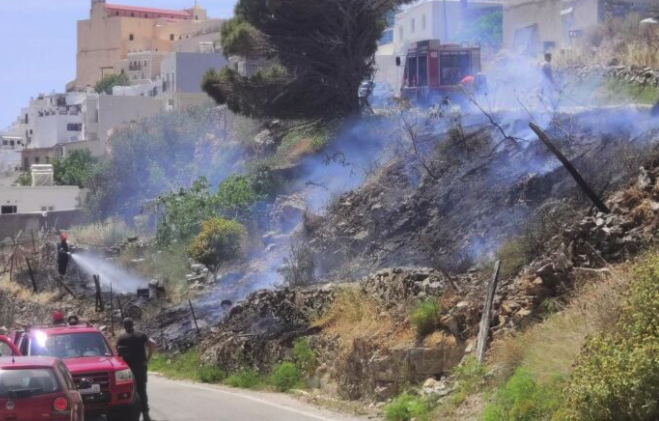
[304,107,659,280]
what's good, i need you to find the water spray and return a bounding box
[71,251,148,294]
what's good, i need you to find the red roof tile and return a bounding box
[105,4,191,18]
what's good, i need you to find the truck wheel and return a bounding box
[107,393,141,421]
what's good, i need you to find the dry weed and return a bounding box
[66,220,138,248]
[490,265,629,383]
[315,286,413,351]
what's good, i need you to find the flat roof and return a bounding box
[106,4,191,18]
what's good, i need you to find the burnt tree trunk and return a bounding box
[529,123,610,214]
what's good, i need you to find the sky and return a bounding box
[0,0,237,130]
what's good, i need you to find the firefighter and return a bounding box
[116,318,158,421]
[542,52,555,85]
[57,233,70,277]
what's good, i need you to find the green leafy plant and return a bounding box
[269,362,301,392]
[483,368,564,421]
[383,393,431,421]
[15,172,31,186]
[187,217,246,278]
[293,338,318,375]
[199,366,227,384]
[409,299,441,337]
[225,369,262,389]
[94,72,130,94]
[52,149,99,188]
[449,357,487,407]
[564,253,659,421]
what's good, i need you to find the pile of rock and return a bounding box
[562,64,659,88]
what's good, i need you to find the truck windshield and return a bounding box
[30,332,112,359]
[0,369,61,398]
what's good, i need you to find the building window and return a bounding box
[131,12,134,17]
[195,15,199,20]
[422,15,426,31]
[45,156,50,163]
[41,206,47,212]
[1,206,17,215]
[129,33,134,41]
[411,18,415,33]
[170,34,175,41]
[67,123,82,132]
[35,157,40,164]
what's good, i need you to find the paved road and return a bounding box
[145,375,373,421]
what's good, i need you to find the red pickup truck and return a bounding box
[11,324,140,421]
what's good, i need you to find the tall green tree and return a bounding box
[53,149,98,188]
[203,0,412,120]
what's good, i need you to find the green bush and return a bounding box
[187,217,246,276]
[564,253,659,421]
[449,357,487,407]
[199,366,227,384]
[483,368,563,421]
[149,349,204,381]
[409,299,441,337]
[225,369,262,389]
[293,338,318,375]
[214,175,261,218]
[384,394,431,421]
[269,362,301,392]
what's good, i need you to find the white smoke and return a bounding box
[71,251,148,294]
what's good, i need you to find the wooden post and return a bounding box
[93,275,104,312]
[476,260,501,364]
[529,123,610,214]
[30,229,36,253]
[25,257,38,293]
[189,299,201,335]
[117,296,125,319]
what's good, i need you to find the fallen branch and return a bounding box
[529,123,610,214]
[476,260,501,364]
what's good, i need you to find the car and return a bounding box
[0,356,85,421]
[12,322,140,421]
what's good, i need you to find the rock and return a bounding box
[637,167,653,191]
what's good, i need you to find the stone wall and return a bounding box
[0,210,85,242]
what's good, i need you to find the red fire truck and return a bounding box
[397,39,484,104]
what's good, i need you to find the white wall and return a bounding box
[0,186,81,214]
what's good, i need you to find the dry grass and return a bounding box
[66,219,139,248]
[489,264,629,383]
[314,286,414,350]
[0,276,59,328]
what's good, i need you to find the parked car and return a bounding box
[12,321,140,421]
[0,356,85,421]
[359,81,395,108]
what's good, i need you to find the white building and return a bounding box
[0,166,81,214]
[161,51,227,109]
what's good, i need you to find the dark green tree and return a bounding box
[203,0,412,120]
[53,149,98,188]
[94,73,130,94]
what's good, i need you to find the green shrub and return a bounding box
[269,362,301,392]
[187,217,246,277]
[564,253,659,421]
[149,349,204,381]
[496,239,530,278]
[225,369,262,389]
[409,299,441,337]
[293,338,318,375]
[214,174,261,218]
[199,366,227,384]
[449,357,487,407]
[384,393,431,421]
[483,368,563,421]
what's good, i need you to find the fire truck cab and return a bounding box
[397,39,483,104]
